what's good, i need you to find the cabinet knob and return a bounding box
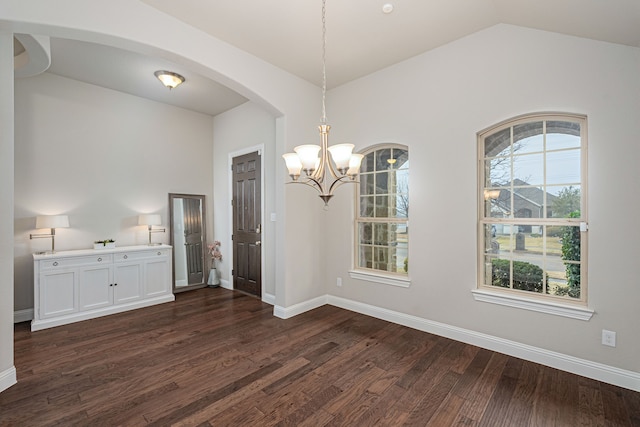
[52,261,59,266]
[157,251,161,255]
[97,257,102,262]
[123,255,128,259]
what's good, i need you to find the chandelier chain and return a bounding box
[321,0,327,124]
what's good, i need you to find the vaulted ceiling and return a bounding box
[19,0,640,116]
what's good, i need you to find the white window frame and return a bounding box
[350,144,410,286]
[475,113,592,319]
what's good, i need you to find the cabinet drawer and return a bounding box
[39,254,113,270]
[114,249,170,263]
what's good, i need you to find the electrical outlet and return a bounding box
[336,277,342,287]
[602,329,616,347]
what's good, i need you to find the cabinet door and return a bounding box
[39,270,78,319]
[79,265,112,310]
[145,258,170,297]
[113,263,142,304]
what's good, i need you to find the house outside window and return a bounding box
[355,145,409,277]
[478,113,587,303]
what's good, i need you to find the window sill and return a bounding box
[349,270,411,288]
[471,289,594,321]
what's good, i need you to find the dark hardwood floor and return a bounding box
[1,288,639,426]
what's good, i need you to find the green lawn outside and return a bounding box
[494,235,562,254]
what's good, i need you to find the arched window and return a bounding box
[355,145,409,277]
[478,113,587,304]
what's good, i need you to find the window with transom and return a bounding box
[479,113,587,303]
[355,145,409,276]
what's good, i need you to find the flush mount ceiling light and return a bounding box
[282,0,363,206]
[154,70,185,89]
[382,3,394,14]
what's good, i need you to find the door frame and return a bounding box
[227,144,265,300]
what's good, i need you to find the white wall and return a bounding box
[0,32,17,392]
[14,72,215,311]
[212,102,276,298]
[325,24,640,374]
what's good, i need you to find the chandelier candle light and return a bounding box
[282,0,363,206]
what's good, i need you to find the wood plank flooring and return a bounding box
[1,288,639,426]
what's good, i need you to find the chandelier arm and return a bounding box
[286,177,326,195]
[327,174,357,196]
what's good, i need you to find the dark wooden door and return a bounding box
[232,151,262,297]
[184,198,204,285]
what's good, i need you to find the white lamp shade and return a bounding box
[347,153,364,176]
[294,144,321,170]
[328,143,355,170]
[282,153,303,176]
[35,215,69,229]
[138,214,161,226]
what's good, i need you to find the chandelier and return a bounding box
[282,0,363,206]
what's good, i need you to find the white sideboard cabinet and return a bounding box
[32,245,174,331]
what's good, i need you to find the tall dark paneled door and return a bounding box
[232,151,262,297]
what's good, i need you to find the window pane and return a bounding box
[374,246,389,271]
[392,194,409,218]
[484,189,508,218]
[546,121,581,149]
[376,171,389,193]
[548,185,581,218]
[545,225,563,256]
[375,195,389,217]
[393,149,409,169]
[360,152,375,173]
[485,127,511,157]
[487,256,511,289]
[560,226,581,262]
[512,260,545,293]
[376,149,392,171]
[396,223,408,273]
[374,223,388,245]
[514,122,543,154]
[360,173,375,195]
[484,224,501,254]
[360,196,374,217]
[511,185,545,220]
[546,149,580,185]
[359,245,373,269]
[394,169,409,218]
[493,225,515,251]
[485,157,511,187]
[513,153,544,186]
[359,222,372,245]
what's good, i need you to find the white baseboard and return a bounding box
[14,308,34,323]
[262,292,276,305]
[274,295,327,319]
[275,294,640,392]
[0,366,17,394]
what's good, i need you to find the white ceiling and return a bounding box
[35,0,640,116]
